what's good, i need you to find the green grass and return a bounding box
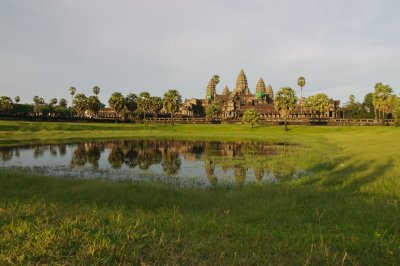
[0,121,399,264]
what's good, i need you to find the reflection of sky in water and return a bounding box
[0,141,281,187]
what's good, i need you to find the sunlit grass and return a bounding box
[0,121,399,264]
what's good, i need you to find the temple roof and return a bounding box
[235,69,250,95]
[266,84,274,99]
[255,78,266,94]
[222,85,230,96]
[206,77,217,99]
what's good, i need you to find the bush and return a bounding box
[394,98,400,126]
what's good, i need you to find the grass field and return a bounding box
[0,121,399,264]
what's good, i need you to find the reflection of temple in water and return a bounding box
[0,140,281,185]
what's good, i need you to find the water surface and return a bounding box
[0,140,300,187]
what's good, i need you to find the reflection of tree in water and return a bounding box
[70,144,87,167]
[162,148,181,175]
[205,160,218,185]
[123,141,162,170]
[58,144,67,156]
[87,146,101,169]
[124,149,139,168]
[234,166,247,187]
[108,147,124,169]
[137,147,162,170]
[33,145,47,158]
[49,145,58,157]
[0,148,13,161]
[254,167,264,182]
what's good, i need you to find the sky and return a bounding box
[1,0,400,106]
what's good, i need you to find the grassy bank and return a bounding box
[0,121,399,264]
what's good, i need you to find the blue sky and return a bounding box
[1,0,399,106]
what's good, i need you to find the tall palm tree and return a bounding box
[297,77,306,116]
[137,92,151,122]
[163,89,182,125]
[93,86,100,96]
[274,87,298,130]
[108,92,125,122]
[14,96,20,104]
[69,87,76,118]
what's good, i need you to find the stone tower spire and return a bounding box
[235,69,250,95]
[222,85,230,96]
[205,75,220,100]
[266,84,274,103]
[255,78,266,99]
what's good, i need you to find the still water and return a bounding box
[0,140,296,187]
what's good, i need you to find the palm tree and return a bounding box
[108,92,125,122]
[137,92,151,122]
[297,77,306,116]
[69,87,76,118]
[149,96,163,118]
[0,96,13,112]
[163,89,182,125]
[125,93,138,120]
[87,96,102,118]
[373,82,395,124]
[93,86,100,96]
[305,93,329,122]
[14,96,20,104]
[50,98,58,106]
[274,87,298,130]
[73,93,88,118]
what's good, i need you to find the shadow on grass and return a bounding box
[0,161,399,265]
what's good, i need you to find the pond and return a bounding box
[0,140,303,187]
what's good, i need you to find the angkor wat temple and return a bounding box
[180,69,341,120]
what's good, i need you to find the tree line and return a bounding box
[1,79,399,127]
[0,86,182,125]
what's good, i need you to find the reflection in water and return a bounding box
[108,147,124,169]
[0,148,13,161]
[254,167,264,182]
[162,148,181,175]
[0,140,293,187]
[234,166,247,187]
[205,160,218,186]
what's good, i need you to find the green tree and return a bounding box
[0,96,13,112]
[55,98,69,118]
[93,86,100,96]
[373,83,395,121]
[14,96,20,104]
[343,95,358,118]
[305,93,329,121]
[73,93,88,118]
[137,92,151,121]
[205,101,222,121]
[33,96,45,116]
[50,98,58,106]
[149,96,163,118]
[59,98,68,109]
[362,93,374,119]
[242,108,261,128]
[163,89,182,125]
[108,92,125,121]
[69,87,76,118]
[125,93,138,120]
[394,97,400,126]
[297,76,306,115]
[87,96,102,118]
[274,87,298,130]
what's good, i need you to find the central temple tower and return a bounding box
[234,69,251,96]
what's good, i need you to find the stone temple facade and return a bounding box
[180,69,341,120]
